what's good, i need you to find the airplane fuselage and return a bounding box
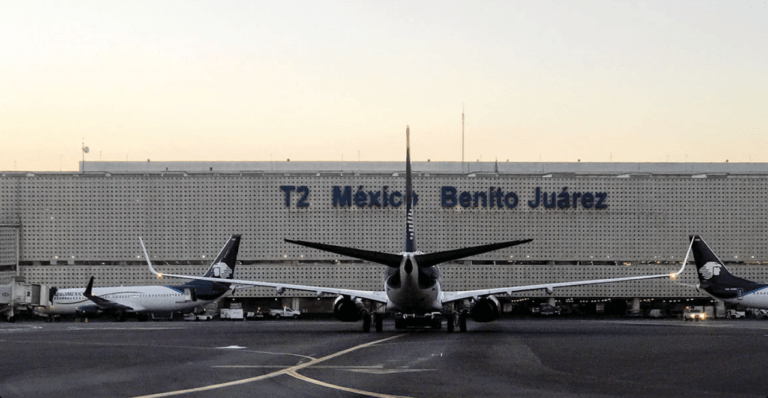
[700,285,768,309]
[385,253,443,313]
[38,285,219,316]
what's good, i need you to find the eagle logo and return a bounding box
[213,262,232,279]
[699,261,721,280]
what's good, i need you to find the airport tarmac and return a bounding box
[1,318,767,398]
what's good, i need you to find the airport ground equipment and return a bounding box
[0,276,51,322]
[269,307,300,319]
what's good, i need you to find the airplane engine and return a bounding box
[333,295,364,322]
[75,305,101,317]
[469,295,501,323]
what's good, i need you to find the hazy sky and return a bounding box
[1,1,766,171]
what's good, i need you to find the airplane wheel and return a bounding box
[6,316,14,323]
[374,313,383,333]
[447,315,455,333]
[459,313,467,333]
[362,312,371,332]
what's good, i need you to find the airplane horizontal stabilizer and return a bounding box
[285,239,403,268]
[413,239,533,268]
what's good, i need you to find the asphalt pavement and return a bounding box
[1,317,767,398]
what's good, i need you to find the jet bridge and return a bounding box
[0,276,51,322]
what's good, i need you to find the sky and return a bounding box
[1,1,766,171]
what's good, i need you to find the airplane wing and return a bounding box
[156,273,388,303]
[139,238,389,303]
[442,240,694,303]
[82,276,139,312]
[441,272,680,303]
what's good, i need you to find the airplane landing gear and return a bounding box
[362,312,371,332]
[374,313,383,332]
[458,311,468,333]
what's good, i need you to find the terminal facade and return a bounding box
[2,160,768,313]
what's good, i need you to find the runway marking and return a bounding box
[67,326,186,331]
[242,349,315,360]
[0,325,42,333]
[132,334,404,398]
[341,368,434,375]
[287,369,413,398]
[214,364,434,375]
[216,345,246,349]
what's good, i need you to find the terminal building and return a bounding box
[2,160,768,315]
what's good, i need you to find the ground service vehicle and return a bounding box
[270,307,300,319]
[684,309,706,321]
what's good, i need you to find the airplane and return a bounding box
[38,235,241,321]
[688,235,768,309]
[145,127,685,332]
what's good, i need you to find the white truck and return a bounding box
[220,308,245,320]
[726,309,745,319]
[269,307,300,319]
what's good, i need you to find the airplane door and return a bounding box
[184,288,193,302]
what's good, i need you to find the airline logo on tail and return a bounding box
[699,262,722,280]
[212,262,233,279]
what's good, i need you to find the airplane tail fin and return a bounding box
[201,235,241,279]
[690,235,755,296]
[404,126,416,253]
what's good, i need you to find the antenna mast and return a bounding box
[462,104,465,170]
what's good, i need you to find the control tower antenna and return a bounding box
[462,104,465,171]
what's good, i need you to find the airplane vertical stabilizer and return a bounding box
[201,234,241,279]
[405,126,416,253]
[689,235,762,299]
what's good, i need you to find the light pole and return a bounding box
[82,139,89,173]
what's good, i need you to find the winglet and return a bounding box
[670,237,695,280]
[140,237,162,278]
[84,276,95,298]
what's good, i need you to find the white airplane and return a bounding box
[689,235,768,308]
[146,127,685,332]
[38,235,241,321]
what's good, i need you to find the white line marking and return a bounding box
[287,369,413,398]
[67,327,185,331]
[0,326,43,333]
[216,345,246,349]
[132,334,404,398]
[341,368,434,375]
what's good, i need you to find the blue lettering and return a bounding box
[354,186,368,207]
[557,187,570,209]
[332,186,352,207]
[390,191,402,207]
[473,192,487,207]
[595,192,608,209]
[441,186,457,207]
[504,192,518,208]
[572,192,581,208]
[581,192,594,209]
[280,185,296,207]
[296,186,310,208]
[459,192,472,208]
[542,191,556,208]
[368,191,381,207]
[528,187,541,208]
